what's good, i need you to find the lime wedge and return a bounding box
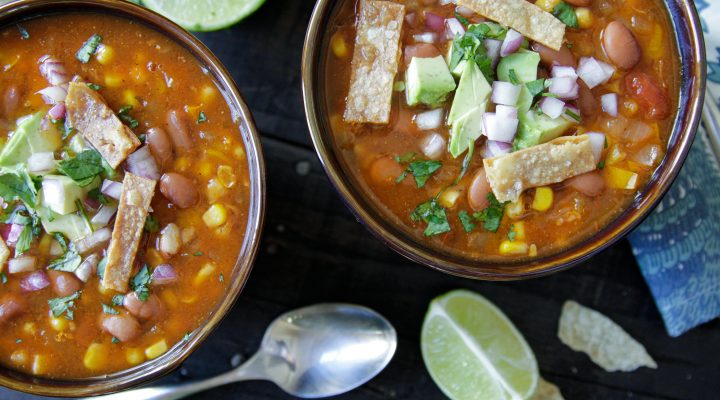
[142,0,265,32]
[421,289,539,400]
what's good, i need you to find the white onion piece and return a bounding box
[623,121,654,143]
[486,140,513,157]
[6,223,24,245]
[413,32,438,44]
[49,240,64,257]
[484,39,502,68]
[585,132,606,163]
[540,97,565,119]
[158,223,181,256]
[38,55,68,86]
[91,205,118,228]
[74,227,111,254]
[415,109,444,130]
[455,5,473,15]
[37,86,68,105]
[601,93,618,117]
[500,29,523,57]
[483,112,518,143]
[27,152,56,173]
[101,180,122,200]
[126,146,160,180]
[20,270,50,292]
[495,105,518,119]
[445,18,465,38]
[151,264,178,285]
[48,102,66,120]
[75,254,100,282]
[491,81,521,106]
[577,57,615,89]
[551,65,578,79]
[420,133,446,160]
[631,144,662,166]
[8,256,37,274]
[548,77,579,99]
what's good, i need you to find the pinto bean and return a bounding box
[566,172,605,197]
[101,314,141,342]
[468,169,492,211]
[403,43,441,66]
[2,85,22,117]
[165,110,193,153]
[577,81,600,118]
[531,43,577,68]
[123,292,164,321]
[159,173,199,208]
[602,21,641,70]
[0,293,27,324]
[146,127,173,169]
[369,156,404,186]
[47,270,82,297]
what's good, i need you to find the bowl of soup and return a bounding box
[302,0,705,279]
[0,0,265,395]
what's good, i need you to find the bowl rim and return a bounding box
[0,0,266,396]
[301,0,706,280]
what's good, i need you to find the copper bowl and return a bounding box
[0,0,265,396]
[302,0,706,280]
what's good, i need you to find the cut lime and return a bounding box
[142,0,265,32]
[421,289,539,400]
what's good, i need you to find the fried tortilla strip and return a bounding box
[344,0,405,124]
[484,135,596,202]
[66,82,141,168]
[457,0,566,50]
[102,172,156,292]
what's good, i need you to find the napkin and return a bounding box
[627,0,720,337]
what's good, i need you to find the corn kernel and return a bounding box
[23,322,37,336]
[145,248,165,267]
[198,160,214,178]
[203,204,228,228]
[217,165,237,188]
[499,240,528,256]
[145,339,168,360]
[531,187,554,212]
[200,85,216,103]
[604,80,620,94]
[181,294,198,304]
[505,194,525,220]
[511,221,526,241]
[181,227,196,244]
[95,44,114,65]
[622,98,639,116]
[50,316,69,332]
[606,144,626,165]
[535,0,561,12]
[32,354,50,375]
[207,179,228,203]
[122,90,140,109]
[214,222,233,239]
[83,343,109,371]
[330,32,349,58]
[438,187,461,208]
[646,24,663,60]
[126,348,145,366]
[528,244,538,257]
[234,146,246,160]
[160,289,179,308]
[605,166,638,190]
[173,156,190,172]
[38,234,53,254]
[10,350,28,366]
[575,8,594,29]
[104,73,123,88]
[129,65,147,84]
[194,263,216,286]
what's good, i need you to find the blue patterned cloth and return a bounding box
[627,0,720,337]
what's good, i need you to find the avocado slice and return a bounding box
[514,111,574,150]
[40,212,91,242]
[41,175,85,215]
[449,105,486,158]
[447,62,491,158]
[0,112,62,167]
[406,56,456,107]
[496,49,541,114]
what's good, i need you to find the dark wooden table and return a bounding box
[4,1,720,399]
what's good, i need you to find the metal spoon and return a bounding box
[95,304,397,400]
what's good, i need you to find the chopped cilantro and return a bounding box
[552,2,578,28]
[88,188,109,205]
[144,215,160,233]
[448,22,506,82]
[526,79,546,98]
[197,111,207,124]
[87,83,102,91]
[111,337,120,344]
[394,152,416,164]
[598,159,606,169]
[102,304,119,315]
[508,224,517,241]
[53,232,69,253]
[219,273,224,283]
[566,42,574,49]
[76,34,102,63]
[564,108,581,122]
[15,338,22,343]
[541,92,560,98]
[57,149,105,187]
[183,332,191,341]
[454,11,470,27]
[47,243,82,273]
[76,199,94,233]
[397,160,442,188]
[508,69,520,85]
[97,257,108,280]
[14,225,34,257]
[1,272,7,284]
[48,291,81,320]
[0,169,38,207]
[17,25,29,40]
[411,198,451,236]
[118,105,139,129]
[472,193,509,233]
[111,294,125,306]
[130,265,152,302]
[458,210,476,233]
[193,251,204,256]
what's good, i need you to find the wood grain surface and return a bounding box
[2,1,719,399]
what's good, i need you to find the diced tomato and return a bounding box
[403,43,440,66]
[625,72,670,120]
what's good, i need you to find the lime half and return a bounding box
[142,0,265,32]
[421,290,539,400]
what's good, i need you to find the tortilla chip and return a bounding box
[483,135,596,203]
[457,0,565,50]
[530,378,564,400]
[344,0,405,124]
[558,300,657,372]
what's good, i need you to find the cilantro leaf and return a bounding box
[197,111,207,124]
[508,69,520,85]
[53,232,69,253]
[57,150,105,187]
[394,152,416,164]
[14,225,34,257]
[526,79,546,98]
[454,11,470,27]
[564,108,581,122]
[472,193,509,233]
[112,294,125,306]
[0,170,37,207]
[76,34,102,63]
[411,199,451,236]
[144,215,160,233]
[17,24,29,40]
[407,160,442,188]
[597,159,606,169]
[48,291,81,320]
[87,83,102,91]
[459,210,476,233]
[448,23,506,82]
[102,304,119,315]
[118,105,139,129]
[97,257,107,280]
[552,2,578,28]
[130,265,152,302]
[47,243,82,273]
[508,224,517,241]
[1,272,6,284]
[88,188,109,205]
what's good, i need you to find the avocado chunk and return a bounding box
[449,105,487,158]
[0,112,62,167]
[40,212,90,242]
[514,111,574,150]
[447,62,491,158]
[41,175,84,215]
[496,49,541,114]
[406,56,456,107]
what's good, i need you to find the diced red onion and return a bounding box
[494,105,518,119]
[151,264,178,285]
[445,18,465,38]
[414,109,444,130]
[420,133,446,160]
[413,32,438,44]
[101,180,123,200]
[27,152,56,173]
[500,29,523,57]
[562,105,582,122]
[20,270,50,292]
[74,227,111,255]
[48,102,66,120]
[486,140,513,157]
[551,66,578,79]
[483,112,518,143]
[6,223,24,245]
[540,97,566,119]
[425,12,445,32]
[38,55,68,86]
[75,253,100,282]
[126,146,160,180]
[8,256,37,274]
[586,132,606,163]
[601,93,618,117]
[484,39,502,68]
[90,205,117,228]
[631,144,662,167]
[37,86,68,105]
[491,81,521,106]
[577,57,615,89]
[548,77,579,99]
